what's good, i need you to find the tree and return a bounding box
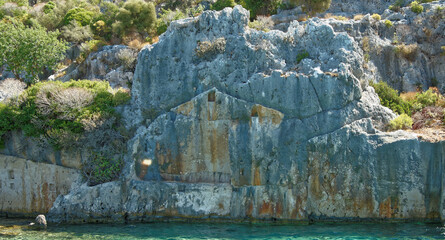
[239,0,281,19]
[112,0,156,36]
[0,19,68,85]
[290,0,332,16]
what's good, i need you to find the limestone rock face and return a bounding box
[328,0,393,15]
[49,6,445,223]
[326,1,445,93]
[60,45,136,89]
[0,155,79,216]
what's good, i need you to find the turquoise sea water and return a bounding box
[1,219,444,239]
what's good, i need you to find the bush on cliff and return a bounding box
[410,1,423,14]
[370,81,412,115]
[388,113,413,131]
[290,0,332,16]
[0,80,130,149]
[211,0,236,11]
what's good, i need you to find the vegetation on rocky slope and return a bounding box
[0,80,130,185]
[372,81,445,131]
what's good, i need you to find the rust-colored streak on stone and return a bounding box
[251,105,284,125]
[275,201,283,218]
[175,101,194,116]
[138,162,149,179]
[379,197,398,218]
[253,167,261,186]
[259,201,273,216]
[208,126,229,173]
[42,182,51,212]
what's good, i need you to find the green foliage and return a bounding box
[296,51,309,63]
[388,114,413,131]
[441,46,445,56]
[410,1,423,14]
[62,7,95,26]
[0,80,131,149]
[370,81,412,115]
[371,13,381,21]
[78,39,107,62]
[82,152,123,186]
[248,15,273,32]
[290,0,332,16]
[389,0,405,11]
[211,0,236,11]
[0,19,68,85]
[156,8,185,35]
[239,0,282,19]
[60,20,93,43]
[384,19,393,28]
[112,0,156,36]
[43,1,56,14]
[414,89,439,110]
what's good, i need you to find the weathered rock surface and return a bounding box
[0,78,26,103]
[327,0,394,16]
[0,154,80,216]
[276,1,445,93]
[0,130,85,169]
[59,45,136,89]
[48,6,445,223]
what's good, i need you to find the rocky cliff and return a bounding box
[47,6,445,223]
[274,1,445,93]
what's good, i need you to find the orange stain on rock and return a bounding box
[259,201,273,216]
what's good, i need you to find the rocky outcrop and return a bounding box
[328,0,394,16]
[330,1,445,93]
[59,45,136,89]
[275,1,445,93]
[48,6,445,223]
[0,78,26,103]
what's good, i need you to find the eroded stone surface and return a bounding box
[45,6,445,223]
[0,154,79,216]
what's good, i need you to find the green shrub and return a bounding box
[112,0,156,37]
[248,15,274,32]
[0,80,131,149]
[371,13,381,21]
[389,0,405,11]
[60,20,93,43]
[156,8,185,35]
[388,114,413,130]
[43,1,56,14]
[370,81,412,115]
[0,19,68,85]
[296,51,309,63]
[414,89,439,109]
[441,46,445,56]
[62,7,95,26]
[240,0,282,19]
[82,152,123,186]
[384,19,393,28]
[290,0,332,16]
[211,0,236,11]
[410,1,423,14]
